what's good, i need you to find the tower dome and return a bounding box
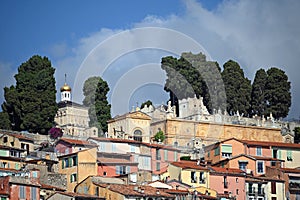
[60,83,72,92]
[60,74,72,102]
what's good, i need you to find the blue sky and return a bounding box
[1,0,300,119]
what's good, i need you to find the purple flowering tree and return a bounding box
[48,127,63,140]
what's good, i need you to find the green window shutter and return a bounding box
[62,160,65,169]
[278,150,282,159]
[214,147,220,156]
[69,157,72,167]
[221,145,232,153]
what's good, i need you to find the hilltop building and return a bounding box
[54,78,98,138]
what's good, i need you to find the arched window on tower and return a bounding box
[133,130,142,142]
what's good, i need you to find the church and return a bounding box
[54,80,98,138]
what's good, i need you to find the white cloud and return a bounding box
[0,62,16,109]
[54,0,300,118]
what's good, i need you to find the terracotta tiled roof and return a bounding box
[40,184,65,191]
[0,176,9,195]
[242,140,300,149]
[164,188,189,194]
[251,156,284,161]
[0,145,26,151]
[0,132,33,142]
[171,161,208,170]
[281,167,300,173]
[52,191,103,199]
[96,183,174,198]
[59,138,97,146]
[209,167,245,174]
[97,157,138,165]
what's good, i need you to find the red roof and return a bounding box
[1,132,33,142]
[281,167,300,173]
[96,183,174,198]
[171,161,208,170]
[210,167,245,174]
[40,184,65,191]
[97,157,138,165]
[242,140,300,149]
[59,138,97,146]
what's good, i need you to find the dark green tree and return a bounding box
[83,76,111,134]
[264,67,291,119]
[251,69,268,116]
[0,111,11,130]
[141,100,153,109]
[2,55,57,134]
[161,52,226,114]
[294,127,300,144]
[154,130,165,142]
[221,60,252,116]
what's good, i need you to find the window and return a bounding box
[221,145,232,158]
[191,171,197,183]
[257,161,264,174]
[223,176,228,188]
[72,156,77,166]
[70,173,77,182]
[271,182,276,194]
[103,172,107,176]
[214,146,220,156]
[207,152,210,158]
[164,150,168,161]
[99,142,105,151]
[256,147,262,156]
[116,166,127,175]
[287,150,293,161]
[156,162,160,171]
[3,137,7,143]
[248,183,253,193]
[64,158,69,168]
[95,187,99,196]
[20,185,26,199]
[236,178,238,183]
[156,149,161,160]
[272,149,278,159]
[258,184,263,195]
[31,187,37,200]
[174,151,178,161]
[199,172,205,184]
[239,161,248,171]
[236,189,239,195]
[133,130,142,142]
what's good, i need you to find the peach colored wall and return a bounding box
[247,146,272,157]
[210,174,245,200]
[222,139,246,157]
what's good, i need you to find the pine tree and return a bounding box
[2,55,57,134]
[265,67,291,119]
[251,69,268,116]
[221,60,252,116]
[83,76,111,134]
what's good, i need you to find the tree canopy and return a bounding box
[141,100,153,109]
[221,60,252,116]
[1,55,57,134]
[161,52,226,114]
[264,67,291,119]
[83,76,111,134]
[251,69,268,116]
